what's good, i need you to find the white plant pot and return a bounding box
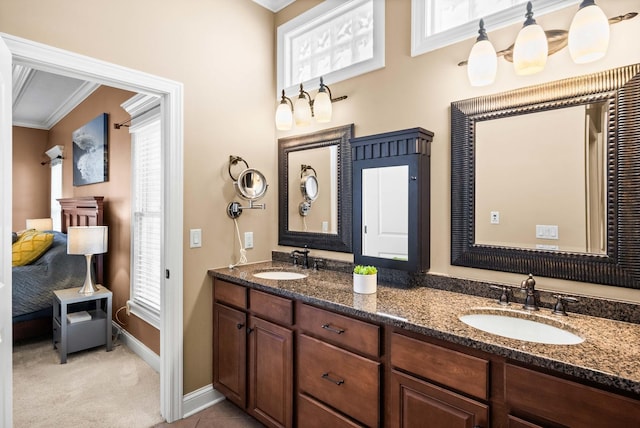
[353,273,377,294]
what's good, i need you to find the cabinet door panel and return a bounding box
[390,370,488,428]
[213,303,246,407]
[248,316,293,428]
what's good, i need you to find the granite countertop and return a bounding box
[209,261,640,396]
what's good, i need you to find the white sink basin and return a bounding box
[459,312,584,345]
[253,271,308,280]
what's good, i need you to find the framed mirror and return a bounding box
[278,124,353,252]
[451,63,640,288]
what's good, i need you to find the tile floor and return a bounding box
[153,400,265,428]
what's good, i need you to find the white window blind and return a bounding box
[130,117,162,327]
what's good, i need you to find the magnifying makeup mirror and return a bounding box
[227,155,268,219]
[299,164,318,216]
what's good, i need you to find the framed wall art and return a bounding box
[72,113,108,186]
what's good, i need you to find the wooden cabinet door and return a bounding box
[390,370,489,428]
[213,303,247,408]
[248,316,293,428]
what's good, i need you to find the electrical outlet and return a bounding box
[125,300,131,315]
[490,211,500,224]
[245,231,254,249]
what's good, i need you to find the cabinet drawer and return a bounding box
[506,364,640,427]
[298,334,380,427]
[298,394,364,428]
[249,289,293,326]
[298,304,380,358]
[214,279,247,309]
[390,333,489,400]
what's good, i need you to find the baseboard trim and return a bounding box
[182,384,225,418]
[112,322,160,373]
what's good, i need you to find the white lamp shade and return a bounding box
[275,102,293,130]
[26,218,53,231]
[467,39,498,87]
[568,3,610,64]
[67,226,108,255]
[294,96,312,127]
[314,91,332,122]
[513,24,548,75]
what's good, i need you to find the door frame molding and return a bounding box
[1,33,184,423]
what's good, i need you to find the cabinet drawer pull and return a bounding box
[236,323,244,330]
[321,372,345,386]
[321,324,345,334]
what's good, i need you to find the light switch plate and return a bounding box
[190,229,202,248]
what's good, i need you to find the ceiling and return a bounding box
[252,0,295,13]
[13,1,293,130]
[12,64,99,130]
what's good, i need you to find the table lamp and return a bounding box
[67,226,108,294]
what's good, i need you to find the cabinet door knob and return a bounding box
[321,324,345,334]
[246,327,254,334]
[321,372,345,386]
[236,323,244,330]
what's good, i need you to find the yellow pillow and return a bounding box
[12,229,54,266]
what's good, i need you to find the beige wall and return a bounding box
[4,0,640,397]
[12,127,50,231]
[1,0,275,393]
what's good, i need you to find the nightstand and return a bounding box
[53,287,113,364]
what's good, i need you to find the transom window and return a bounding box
[411,0,579,57]
[277,0,385,95]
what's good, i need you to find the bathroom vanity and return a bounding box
[209,262,640,428]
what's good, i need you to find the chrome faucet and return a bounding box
[290,246,310,269]
[520,273,539,311]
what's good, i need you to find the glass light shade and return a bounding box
[568,3,610,64]
[26,218,53,231]
[275,102,293,130]
[513,24,548,75]
[67,226,108,255]
[294,96,312,127]
[314,91,332,122]
[467,39,498,87]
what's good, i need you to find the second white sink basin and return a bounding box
[459,311,584,345]
[253,271,308,280]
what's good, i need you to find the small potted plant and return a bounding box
[353,265,378,294]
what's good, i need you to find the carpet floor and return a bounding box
[13,337,163,428]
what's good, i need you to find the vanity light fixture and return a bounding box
[275,77,347,131]
[467,19,498,87]
[513,1,548,76]
[568,0,610,64]
[461,3,637,86]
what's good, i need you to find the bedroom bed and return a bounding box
[12,196,105,342]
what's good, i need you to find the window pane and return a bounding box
[289,0,374,86]
[428,0,527,34]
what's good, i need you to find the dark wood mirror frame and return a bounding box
[278,124,354,252]
[451,64,640,289]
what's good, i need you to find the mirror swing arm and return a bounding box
[227,155,268,219]
[451,63,640,288]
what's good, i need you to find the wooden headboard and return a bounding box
[57,196,105,285]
